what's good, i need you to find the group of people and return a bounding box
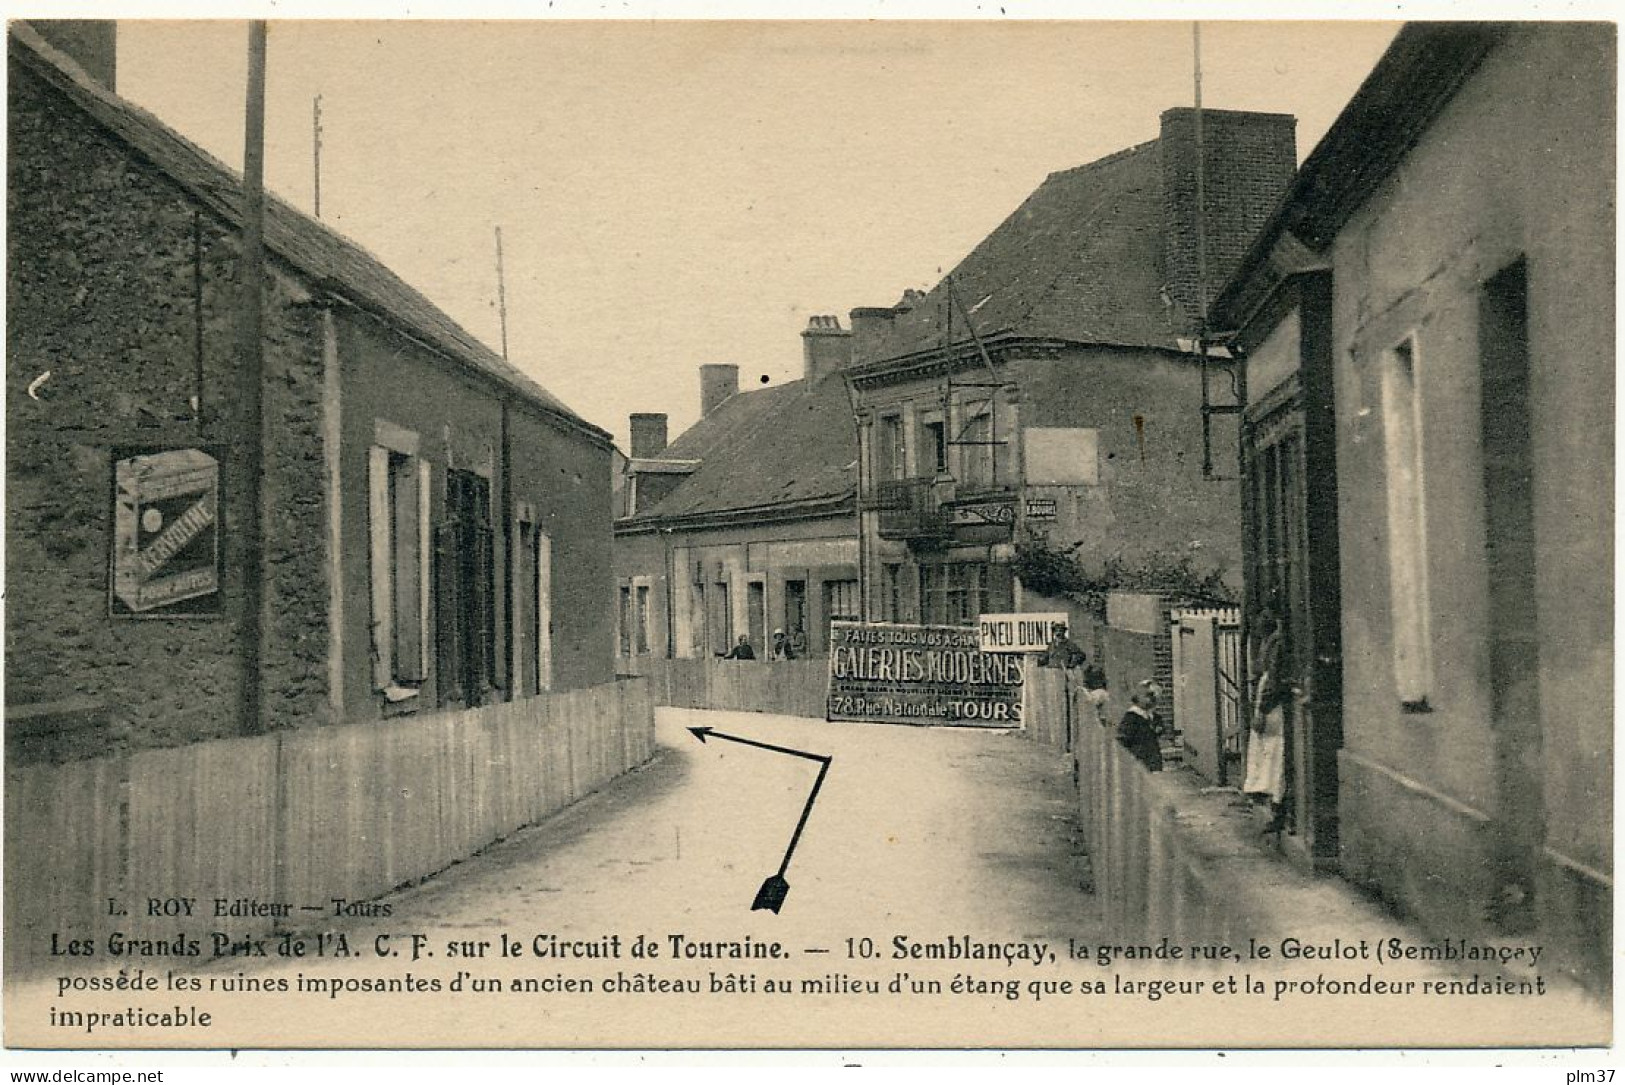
[1047,611,1294,832]
[1039,623,1169,773]
[717,629,798,661]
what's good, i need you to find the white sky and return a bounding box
[104,17,1404,448]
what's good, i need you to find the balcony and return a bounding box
[867,477,947,541]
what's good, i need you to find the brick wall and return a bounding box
[1160,107,1297,331]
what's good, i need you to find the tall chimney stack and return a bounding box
[849,290,923,366]
[849,307,898,366]
[1159,107,1296,332]
[629,413,668,459]
[699,364,739,417]
[801,315,852,384]
[32,20,117,91]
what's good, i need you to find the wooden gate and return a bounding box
[1172,607,1242,784]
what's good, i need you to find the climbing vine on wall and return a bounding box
[1012,539,1235,618]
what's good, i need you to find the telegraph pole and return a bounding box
[495,226,510,360]
[238,20,269,736]
[312,93,323,218]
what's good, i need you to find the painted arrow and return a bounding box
[688,726,832,914]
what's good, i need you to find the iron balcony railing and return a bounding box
[867,477,947,540]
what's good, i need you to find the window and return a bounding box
[368,442,429,693]
[919,565,943,625]
[881,563,903,622]
[635,584,651,655]
[1380,336,1432,707]
[512,520,552,694]
[690,582,708,657]
[923,418,947,475]
[437,469,495,708]
[944,563,983,626]
[875,415,906,480]
[618,585,633,657]
[745,580,765,657]
[959,411,993,490]
[535,531,553,691]
[823,579,860,623]
[618,580,652,658]
[919,562,996,626]
[707,579,732,656]
[784,579,808,654]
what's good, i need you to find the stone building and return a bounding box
[846,109,1296,638]
[6,22,615,762]
[611,326,859,664]
[1210,22,1613,988]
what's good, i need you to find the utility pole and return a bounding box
[312,93,323,219]
[495,225,510,360]
[238,20,269,736]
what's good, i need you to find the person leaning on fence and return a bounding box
[1116,690,1163,773]
[720,635,756,660]
[1137,678,1166,737]
[1081,662,1110,726]
[769,628,796,661]
[1038,623,1087,669]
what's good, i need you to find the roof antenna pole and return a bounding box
[312,93,323,219]
[1193,21,1217,480]
[495,225,510,360]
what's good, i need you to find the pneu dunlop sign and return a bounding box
[111,447,223,617]
[826,621,1023,727]
[978,612,1069,653]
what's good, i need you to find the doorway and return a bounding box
[1479,258,1540,931]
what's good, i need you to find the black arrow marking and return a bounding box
[687,726,832,914]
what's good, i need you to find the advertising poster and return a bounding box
[110,447,223,617]
[826,621,1024,726]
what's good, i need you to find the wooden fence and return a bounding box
[1023,664,1266,946]
[4,678,654,972]
[635,657,829,717]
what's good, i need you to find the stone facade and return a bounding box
[7,61,328,754]
[7,32,615,762]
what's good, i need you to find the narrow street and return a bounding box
[352,708,1096,946]
[141,709,1104,1047]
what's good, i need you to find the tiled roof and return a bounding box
[869,141,1181,363]
[10,22,609,445]
[618,373,857,526]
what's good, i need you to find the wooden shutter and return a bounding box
[473,516,495,699]
[435,520,463,707]
[367,446,392,690]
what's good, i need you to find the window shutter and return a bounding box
[435,521,462,706]
[367,446,392,690]
[391,457,423,682]
[474,517,496,698]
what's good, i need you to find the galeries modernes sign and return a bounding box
[825,621,1023,727]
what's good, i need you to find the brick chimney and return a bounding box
[700,364,739,417]
[850,289,924,366]
[32,20,116,91]
[629,413,668,458]
[1160,107,1296,333]
[802,315,853,384]
[849,307,897,366]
